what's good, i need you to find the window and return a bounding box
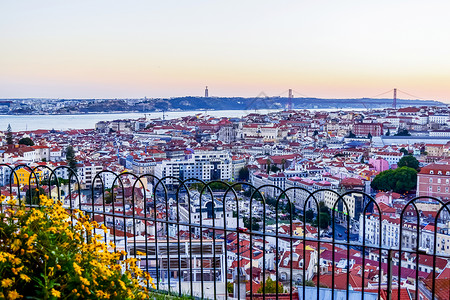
[429,186,433,192]
[438,187,441,192]
[438,178,441,184]
[430,171,434,174]
[430,178,433,183]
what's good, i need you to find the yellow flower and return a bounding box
[19,274,31,282]
[12,257,21,265]
[118,279,126,290]
[1,278,13,288]
[73,262,83,275]
[11,239,22,252]
[26,235,37,247]
[50,289,60,298]
[96,290,110,299]
[7,290,21,300]
[0,195,155,299]
[40,195,53,206]
[80,276,90,286]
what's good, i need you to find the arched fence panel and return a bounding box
[1,165,449,299]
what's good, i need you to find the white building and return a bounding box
[154,150,233,185]
[429,114,449,125]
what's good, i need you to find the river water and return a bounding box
[0,109,280,131]
[0,108,360,131]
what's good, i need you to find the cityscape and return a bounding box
[2,1,450,299]
[1,102,450,298]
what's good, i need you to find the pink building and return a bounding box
[417,160,450,201]
[353,122,383,137]
[375,191,401,206]
[369,157,389,172]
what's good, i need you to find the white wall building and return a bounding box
[155,150,233,185]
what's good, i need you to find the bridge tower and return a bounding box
[393,88,397,109]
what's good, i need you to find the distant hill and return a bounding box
[1,97,446,115]
[134,96,446,111]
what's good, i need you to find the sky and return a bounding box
[1,1,450,102]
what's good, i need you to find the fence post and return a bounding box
[386,249,393,300]
[233,267,246,299]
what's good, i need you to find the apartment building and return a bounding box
[154,150,233,185]
[353,122,383,137]
[416,160,450,201]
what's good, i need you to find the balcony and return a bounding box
[1,163,449,299]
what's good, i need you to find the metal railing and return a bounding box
[1,163,449,300]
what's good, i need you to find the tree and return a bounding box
[243,216,260,231]
[313,130,319,136]
[346,131,356,138]
[299,280,316,286]
[367,133,372,140]
[238,166,250,181]
[40,177,69,187]
[270,165,280,173]
[104,191,114,204]
[399,148,409,156]
[392,167,418,193]
[257,278,284,294]
[319,201,329,214]
[281,158,286,171]
[313,202,331,230]
[395,129,411,136]
[385,129,390,136]
[371,167,417,193]
[397,155,419,171]
[66,145,77,172]
[227,282,234,294]
[318,213,331,229]
[190,181,239,192]
[305,209,314,223]
[18,137,34,146]
[6,124,13,145]
[266,159,271,174]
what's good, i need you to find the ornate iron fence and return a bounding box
[0,163,449,300]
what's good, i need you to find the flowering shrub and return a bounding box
[0,194,155,299]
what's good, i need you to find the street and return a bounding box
[330,223,359,242]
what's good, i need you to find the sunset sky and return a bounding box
[1,1,450,102]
